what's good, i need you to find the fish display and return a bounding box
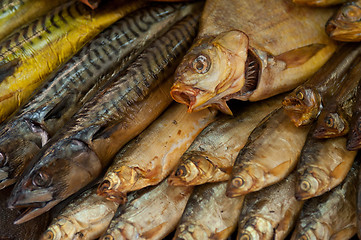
[174,181,244,240]
[97,103,217,203]
[347,70,361,151]
[283,44,361,127]
[313,55,361,139]
[0,2,198,191]
[100,179,193,240]
[293,0,347,6]
[238,172,304,240]
[291,161,358,240]
[226,107,310,197]
[170,0,336,114]
[326,0,361,42]
[167,95,283,186]
[8,14,199,224]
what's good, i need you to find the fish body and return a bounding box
[326,0,361,42]
[97,103,217,203]
[167,95,283,186]
[173,181,244,240]
[291,161,358,240]
[296,126,357,200]
[0,0,144,122]
[100,179,193,240]
[347,67,361,150]
[283,44,361,127]
[0,2,199,190]
[293,0,347,6]
[170,0,336,114]
[238,172,304,240]
[226,107,310,197]
[8,15,199,224]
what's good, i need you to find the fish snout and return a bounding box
[170,84,200,112]
[168,158,202,186]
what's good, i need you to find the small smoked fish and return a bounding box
[237,171,304,240]
[167,95,283,186]
[326,0,361,42]
[291,160,358,240]
[313,56,361,139]
[8,15,199,224]
[0,0,69,42]
[296,126,357,200]
[97,103,217,203]
[40,187,119,240]
[173,181,244,240]
[0,2,198,190]
[293,0,347,6]
[170,0,336,114]
[100,179,193,240]
[0,0,144,122]
[226,107,310,198]
[283,44,361,127]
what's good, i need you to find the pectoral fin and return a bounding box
[268,160,291,177]
[0,59,20,84]
[330,226,357,240]
[275,44,326,68]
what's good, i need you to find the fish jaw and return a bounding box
[347,112,361,150]
[282,87,322,127]
[238,217,273,240]
[295,168,328,200]
[171,30,250,114]
[313,112,348,139]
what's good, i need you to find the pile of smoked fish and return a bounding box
[1,0,361,239]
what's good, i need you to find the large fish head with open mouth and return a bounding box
[347,112,361,150]
[8,137,101,224]
[326,1,361,42]
[238,217,273,240]
[171,30,256,115]
[0,119,49,190]
[282,86,322,127]
[313,111,349,138]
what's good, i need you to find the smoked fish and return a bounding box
[293,0,347,6]
[347,65,361,150]
[226,107,310,197]
[170,0,336,114]
[8,15,199,224]
[167,95,283,186]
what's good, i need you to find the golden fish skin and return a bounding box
[326,0,361,42]
[283,44,361,127]
[293,0,347,7]
[0,0,144,123]
[167,95,283,187]
[291,160,358,240]
[170,0,336,114]
[173,181,244,240]
[97,103,217,203]
[40,187,119,240]
[226,107,310,197]
[100,179,193,240]
[295,127,357,200]
[238,171,304,240]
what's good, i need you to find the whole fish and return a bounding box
[238,172,304,240]
[293,0,347,6]
[167,95,283,187]
[296,127,357,200]
[0,0,69,42]
[347,67,361,150]
[97,103,217,203]
[170,0,336,114]
[173,181,244,240]
[283,44,361,127]
[40,187,119,240]
[326,0,361,42]
[313,56,361,139]
[0,0,144,122]
[0,2,198,191]
[100,179,193,240]
[291,161,358,240]
[226,107,310,198]
[8,15,199,224]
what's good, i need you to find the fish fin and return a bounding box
[330,226,357,240]
[0,59,20,84]
[274,44,326,68]
[44,94,76,121]
[330,160,353,179]
[210,227,234,239]
[213,30,249,56]
[141,222,167,239]
[268,160,291,177]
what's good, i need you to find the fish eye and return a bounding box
[192,54,211,74]
[296,91,304,100]
[300,180,311,192]
[239,233,251,240]
[325,116,334,128]
[43,230,55,240]
[175,165,187,177]
[342,5,361,22]
[32,171,51,187]
[299,235,309,240]
[103,235,114,240]
[231,177,244,188]
[0,152,6,167]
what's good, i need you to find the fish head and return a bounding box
[326,1,361,42]
[291,222,330,240]
[100,221,138,240]
[171,30,253,114]
[282,86,322,126]
[238,217,273,240]
[295,168,328,200]
[174,223,209,240]
[347,112,361,150]
[313,111,348,138]
[226,165,259,197]
[8,137,102,224]
[41,219,76,240]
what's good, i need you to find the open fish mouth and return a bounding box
[239,50,261,95]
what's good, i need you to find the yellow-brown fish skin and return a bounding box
[326,0,361,42]
[168,95,283,186]
[171,0,336,114]
[293,0,347,7]
[237,172,304,240]
[226,107,310,197]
